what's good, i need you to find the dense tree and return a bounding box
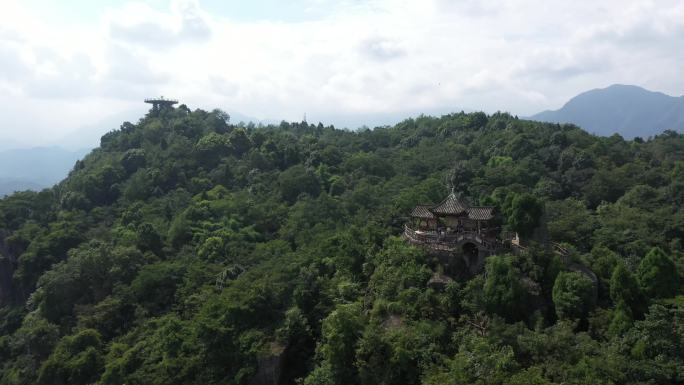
[546,198,596,248]
[37,329,104,385]
[608,300,633,337]
[483,255,528,321]
[277,165,321,203]
[2,107,684,384]
[552,271,595,320]
[505,193,543,238]
[228,128,252,156]
[620,304,684,383]
[195,132,230,166]
[423,334,518,385]
[308,303,365,385]
[609,263,644,318]
[636,247,680,299]
[120,149,146,175]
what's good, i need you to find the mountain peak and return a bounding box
[531,85,684,138]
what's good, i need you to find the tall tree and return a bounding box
[483,255,528,321]
[506,193,543,238]
[552,271,595,320]
[637,247,679,299]
[610,263,645,318]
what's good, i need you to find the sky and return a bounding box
[1,0,684,149]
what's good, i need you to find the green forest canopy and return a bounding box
[0,106,682,384]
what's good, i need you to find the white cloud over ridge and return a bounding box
[1,0,684,146]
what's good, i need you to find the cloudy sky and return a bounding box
[1,0,684,148]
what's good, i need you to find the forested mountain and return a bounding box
[0,105,683,385]
[531,84,684,138]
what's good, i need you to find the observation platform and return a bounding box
[145,96,178,112]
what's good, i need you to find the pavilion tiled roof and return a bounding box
[410,193,496,221]
[410,205,436,219]
[430,193,469,216]
[467,207,495,221]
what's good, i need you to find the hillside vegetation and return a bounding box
[0,106,683,385]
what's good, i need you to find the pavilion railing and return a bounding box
[403,225,507,251]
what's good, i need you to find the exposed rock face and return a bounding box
[427,272,454,291]
[381,314,403,330]
[249,343,285,385]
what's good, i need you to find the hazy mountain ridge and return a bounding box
[0,178,44,197]
[531,84,684,138]
[0,146,89,195]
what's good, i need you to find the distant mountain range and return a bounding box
[0,178,44,197]
[530,84,684,138]
[0,147,89,196]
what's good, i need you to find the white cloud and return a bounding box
[358,36,407,61]
[1,0,684,145]
[107,0,212,48]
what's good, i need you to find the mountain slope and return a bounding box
[531,84,684,138]
[0,107,683,384]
